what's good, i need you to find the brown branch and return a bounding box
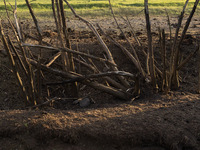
[177,46,199,70]
[125,16,142,47]
[108,0,146,78]
[178,0,200,47]
[63,0,130,88]
[54,0,65,47]
[3,4,37,104]
[25,0,42,42]
[74,57,96,72]
[64,0,113,63]
[98,24,143,75]
[144,0,157,89]
[7,36,28,76]
[0,22,30,105]
[45,52,61,67]
[98,24,163,78]
[59,0,78,96]
[59,0,70,71]
[46,71,135,85]
[169,0,190,89]
[74,57,126,90]
[165,9,172,46]
[22,43,117,66]
[171,0,189,54]
[159,29,168,91]
[28,58,132,100]
[51,0,58,34]
[13,0,22,41]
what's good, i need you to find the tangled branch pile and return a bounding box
[0,0,199,106]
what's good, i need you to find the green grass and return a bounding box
[0,0,199,19]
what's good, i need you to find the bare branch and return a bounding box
[25,0,43,42]
[144,0,157,89]
[46,71,135,85]
[63,0,130,88]
[22,43,117,66]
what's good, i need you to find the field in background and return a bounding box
[0,0,198,19]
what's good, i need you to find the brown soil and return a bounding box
[1,16,200,150]
[1,93,200,150]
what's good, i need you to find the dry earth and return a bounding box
[0,16,200,149]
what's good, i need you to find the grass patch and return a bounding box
[0,0,198,19]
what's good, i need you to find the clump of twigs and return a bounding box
[0,0,199,107]
[104,0,199,93]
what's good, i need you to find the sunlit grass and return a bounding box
[0,0,198,19]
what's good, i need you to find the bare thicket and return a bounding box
[0,0,199,106]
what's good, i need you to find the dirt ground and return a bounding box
[1,15,200,150]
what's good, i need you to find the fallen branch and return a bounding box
[74,57,127,90]
[45,71,135,85]
[22,43,117,66]
[27,57,132,99]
